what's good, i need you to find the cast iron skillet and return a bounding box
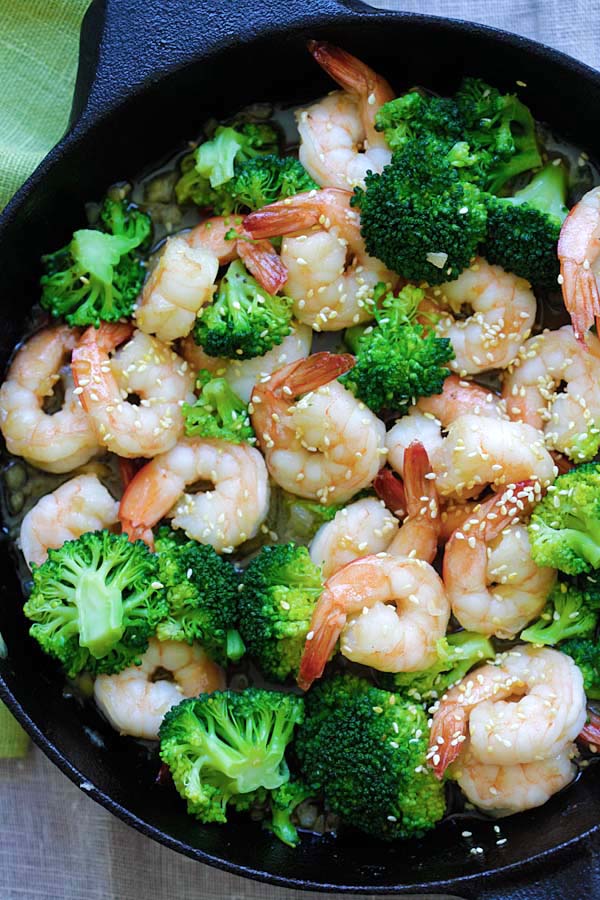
[1,0,599,895]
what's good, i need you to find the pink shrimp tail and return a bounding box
[578,711,600,749]
[118,458,181,550]
[403,441,438,519]
[374,468,406,518]
[550,451,574,476]
[306,40,389,99]
[237,238,288,294]
[243,189,352,241]
[118,457,142,491]
[272,351,355,398]
[297,590,345,692]
[427,705,468,780]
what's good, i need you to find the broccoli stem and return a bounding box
[74,570,125,657]
[561,525,600,569]
[506,161,568,221]
[269,807,300,847]
[226,629,246,662]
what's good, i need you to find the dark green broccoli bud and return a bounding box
[560,638,600,698]
[375,91,464,154]
[23,530,168,677]
[521,574,600,645]
[352,143,488,285]
[481,162,568,289]
[296,674,446,840]
[194,259,293,359]
[154,527,244,664]
[182,370,255,444]
[386,631,496,700]
[159,688,304,824]
[454,77,542,193]
[528,464,600,575]
[40,197,151,327]
[224,155,318,212]
[238,543,323,681]
[339,283,454,414]
[265,777,314,847]
[175,123,279,207]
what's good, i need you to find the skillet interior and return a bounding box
[1,0,599,893]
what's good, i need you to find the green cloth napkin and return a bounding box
[0,0,91,757]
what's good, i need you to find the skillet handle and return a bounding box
[70,0,376,126]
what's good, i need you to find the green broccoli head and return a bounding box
[386,631,496,701]
[225,155,318,212]
[194,259,293,359]
[238,543,323,682]
[159,688,304,824]
[154,528,244,664]
[560,637,600,698]
[182,369,255,444]
[375,91,464,154]
[529,464,600,575]
[40,197,151,327]
[23,530,168,677]
[352,143,488,285]
[266,777,314,848]
[339,283,454,414]
[454,77,542,193]
[521,574,600,645]
[296,674,446,840]
[481,162,568,289]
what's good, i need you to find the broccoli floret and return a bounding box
[454,77,542,193]
[159,688,304,824]
[224,155,318,212]
[154,528,244,664]
[238,543,323,681]
[40,198,151,327]
[194,259,293,359]
[521,575,600,645]
[481,162,568,289]
[175,123,279,207]
[296,674,446,840]
[182,369,255,444]
[339,283,454,414]
[387,631,496,700]
[265,777,314,847]
[560,638,600,698]
[352,142,488,285]
[23,531,167,677]
[375,91,464,154]
[529,464,600,574]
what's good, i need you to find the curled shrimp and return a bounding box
[443,482,556,638]
[250,352,386,505]
[428,645,586,779]
[244,188,395,330]
[453,740,578,816]
[309,497,399,579]
[71,323,195,459]
[557,185,600,342]
[424,258,536,375]
[298,553,450,690]
[19,474,119,568]
[179,323,313,403]
[0,325,100,473]
[119,437,270,552]
[297,41,394,190]
[94,638,225,739]
[502,325,600,461]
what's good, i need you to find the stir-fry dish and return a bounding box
[4,41,600,849]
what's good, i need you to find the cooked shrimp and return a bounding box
[119,437,269,552]
[179,323,313,403]
[251,352,386,505]
[309,497,399,579]
[386,440,440,563]
[71,323,195,459]
[297,41,394,190]
[443,482,556,638]
[0,325,99,473]
[94,638,225,739]
[134,235,219,342]
[244,188,395,330]
[428,645,586,779]
[19,474,119,568]
[453,740,578,816]
[425,259,536,375]
[557,185,600,342]
[502,325,600,461]
[297,552,450,690]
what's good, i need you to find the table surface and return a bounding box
[1,2,599,899]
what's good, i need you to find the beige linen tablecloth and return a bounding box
[1,1,599,898]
